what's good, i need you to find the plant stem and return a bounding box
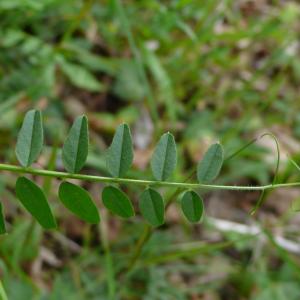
[124,224,152,275]
[1,163,300,191]
[0,279,8,300]
[99,217,116,300]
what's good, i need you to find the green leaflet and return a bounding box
[62,115,89,173]
[106,123,133,177]
[60,60,104,92]
[15,110,44,167]
[181,191,204,223]
[151,132,177,181]
[0,202,6,234]
[59,181,100,224]
[15,177,57,229]
[197,143,224,183]
[102,186,134,218]
[139,188,164,227]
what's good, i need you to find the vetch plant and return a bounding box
[0,109,300,234]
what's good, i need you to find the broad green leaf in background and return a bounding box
[0,202,6,234]
[106,123,133,177]
[60,60,104,92]
[15,110,43,167]
[102,186,134,218]
[181,190,204,223]
[62,115,89,173]
[113,60,145,102]
[151,132,177,181]
[59,182,100,224]
[139,188,164,227]
[15,177,56,229]
[63,43,118,75]
[197,143,224,183]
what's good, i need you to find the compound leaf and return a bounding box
[106,123,133,177]
[59,181,100,224]
[102,186,134,218]
[181,191,204,223]
[62,115,89,173]
[197,143,224,183]
[0,202,6,234]
[15,177,56,229]
[151,132,177,181]
[139,188,164,227]
[16,110,43,167]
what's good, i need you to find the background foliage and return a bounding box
[1,0,300,299]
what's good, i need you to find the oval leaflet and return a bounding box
[151,132,177,181]
[181,190,204,223]
[102,186,134,218]
[15,110,44,167]
[62,115,89,173]
[15,177,57,229]
[197,143,224,183]
[106,123,134,177]
[139,188,164,227]
[59,181,100,224]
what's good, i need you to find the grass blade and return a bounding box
[0,202,6,234]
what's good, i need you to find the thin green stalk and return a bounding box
[224,138,258,162]
[1,163,300,191]
[250,189,266,216]
[0,163,298,190]
[260,132,280,185]
[99,217,116,300]
[250,133,280,215]
[123,224,152,275]
[0,279,8,300]
[142,236,258,266]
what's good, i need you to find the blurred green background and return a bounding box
[1,0,300,299]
